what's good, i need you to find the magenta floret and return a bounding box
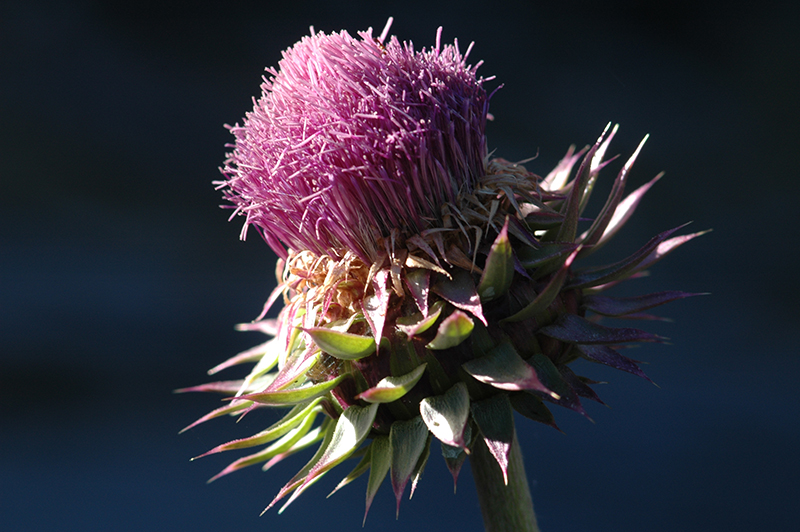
[218,23,489,261]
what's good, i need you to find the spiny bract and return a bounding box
[180,19,704,523]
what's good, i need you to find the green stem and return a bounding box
[469,429,540,532]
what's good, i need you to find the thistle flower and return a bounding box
[182,19,704,526]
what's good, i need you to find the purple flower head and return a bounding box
[218,20,490,262]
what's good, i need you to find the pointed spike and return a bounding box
[405,253,450,278]
[257,346,315,396]
[577,124,619,216]
[580,134,649,255]
[304,328,376,360]
[509,393,560,431]
[516,242,578,272]
[462,341,556,397]
[408,234,443,270]
[470,394,516,485]
[501,246,581,323]
[597,172,663,247]
[425,310,474,350]
[206,339,273,375]
[363,437,391,525]
[254,279,290,321]
[362,269,391,353]
[356,363,428,404]
[403,267,430,316]
[442,446,467,492]
[409,434,431,499]
[541,144,586,191]
[540,313,664,345]
[576,343,652,381]
[432,268,487,326]
[583,291,707,317]
[178,400,252,434]
[441,422,472,492]
[445,243,481,273]
[302,403,379,486]
[328,447,371,499]
[633,229,711,274]
[396,300,445,339]
[174,380,247,395]
[234,318,279,335]
[278,469,328,514]
[270,404,377,514]
[507,215,543,247]
[419,382,470,448]
[527,354,590,419]
[195,400,322,458]
[567,224,689,290]
[261,422,328,473]
[556,126,609,243]
[559,365,605,405]
[477,218,514,301]
[513,253,532,281]
[592,123,619,173]
[389,416,429,516]
[519,205,565,230]
[261,419,336,514]
[260,338,318,393]
[206,411,320,481]
[236,374,349,406]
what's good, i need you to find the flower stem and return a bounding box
[469,429,540,532]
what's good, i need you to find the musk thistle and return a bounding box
[181,19,704,529]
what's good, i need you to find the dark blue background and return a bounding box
[2,1,798,531]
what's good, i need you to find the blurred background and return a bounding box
[2,1,797,530]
